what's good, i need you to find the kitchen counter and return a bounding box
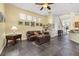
[69,32,79,43]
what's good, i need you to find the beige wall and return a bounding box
[5,4,48,39]
[0,4,6,54]
[46,15,53,24]
[73,16,79,29]
[0,3,50,54]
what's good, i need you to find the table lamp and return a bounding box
[11,26,17,34]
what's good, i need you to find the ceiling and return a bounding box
[9,3,79,16]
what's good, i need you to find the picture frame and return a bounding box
[18,21,23,25]
[36,23,39,26]
[75,22,79,28]
[39,23,43,26]
[0,12,4,22]
[25,22,30,26]
[31,22,35,27]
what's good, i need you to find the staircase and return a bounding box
[49,15,66,38]
[58,16,67,35]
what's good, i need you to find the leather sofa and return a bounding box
[26,31,42,41]
[26,31,50,45]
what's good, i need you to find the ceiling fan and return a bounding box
[35,3,54,10]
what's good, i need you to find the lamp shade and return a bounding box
[11,26,17,31]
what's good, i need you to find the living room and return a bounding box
[0,3,52,55]
[0,3,79,56]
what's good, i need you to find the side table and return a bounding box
[6,34,22,46]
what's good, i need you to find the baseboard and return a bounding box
[0,40,6,55]
[22,37,27,40]
[0,45,5,54]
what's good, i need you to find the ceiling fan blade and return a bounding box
[47,6,51,10]
[40,7,43,10]
[36,3,54,5]
[48,3,54,5]
[35,3,44,5]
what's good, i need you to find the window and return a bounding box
[27,15,32,21]
[19,13,26,20]
[32,16,37,22]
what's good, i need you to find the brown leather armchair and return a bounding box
[35,32,50,45]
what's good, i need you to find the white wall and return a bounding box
[0,4,6,54]
[50,15,59,37]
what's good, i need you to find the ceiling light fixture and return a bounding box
[43,4,48,8]
[35,3,54,10]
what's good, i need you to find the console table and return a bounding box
[6,34,22,45]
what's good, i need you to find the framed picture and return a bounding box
[25,22,30,26]
[0,12,4,22]
[75,22,79,28]
[18,21,23,25]
[39,23,43,26]
[36,23,39,26]
[31,22,35,26]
